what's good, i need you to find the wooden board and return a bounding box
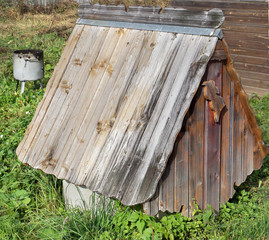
[188,85,204,214]
[220,66,232,204]
[79,4,225,29]
[204,61,222,211]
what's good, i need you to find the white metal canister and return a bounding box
[13,49,44,81]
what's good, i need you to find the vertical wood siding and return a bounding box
[204,61,222,211]
[143,59,265,217]
[172,0,268,96]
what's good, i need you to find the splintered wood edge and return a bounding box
[202,80,225,123]
[222,39,268,160]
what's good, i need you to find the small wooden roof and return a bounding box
[16,8,221,205]
[17,4,267,207]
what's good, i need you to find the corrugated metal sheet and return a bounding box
[17,24,218,206]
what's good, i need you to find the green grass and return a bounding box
[0,3,269,240]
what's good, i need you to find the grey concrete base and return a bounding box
[63,180,113,211]
[63,180,93,209]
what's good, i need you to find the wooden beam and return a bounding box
[79,4,225,29]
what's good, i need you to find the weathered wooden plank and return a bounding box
[222,39,268,160]
[236,70,269,83]
[79,4,225,28]
[168,151,175,213]
[150,187,160,216]
[64,28,166,193]
[143,201,151,215]
[245,120,254,175]
[188,85,204,213]
[159,179,166,212]
[144,180,160,215]
[240,78,269,92]
[210,40,227,61]
[20,25,91,166]
[17,25,85,159]
[223,39,269,52]
[220,66,231,204]
[204,61,222,211]
[228,48,267,59]
[224,16,268,24]
[224,33,268,45]
[223,20,268,28]
[243,86,268,96]
[225,39,269,52]
[240,98,247,183]
[40,27,111,171]
[229,81,235,198]
[230,55,269,66]
[234,63,269,75]
[233,92,242,187]
[175,122,189,217]
[222,10,268,18]
[253,144,263,170]
[160,154,175,213]
[26,26,113,172]
[55,28,143,180]
[222,25,268,34]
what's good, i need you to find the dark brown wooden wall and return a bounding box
[171,0,268,96]
[143,59,264,217]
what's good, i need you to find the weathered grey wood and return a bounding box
[79,4,225,28]
[17,25,85,161]
[23,26,106,172]
[52,27,129,177]
[17,25,218,206]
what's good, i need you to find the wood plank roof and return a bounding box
[17,24,218,206]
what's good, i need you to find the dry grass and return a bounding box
[0,1,78,63]
[0,1,78,39]
[92,0,172,10]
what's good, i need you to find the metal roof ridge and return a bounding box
[76,18,223,39]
